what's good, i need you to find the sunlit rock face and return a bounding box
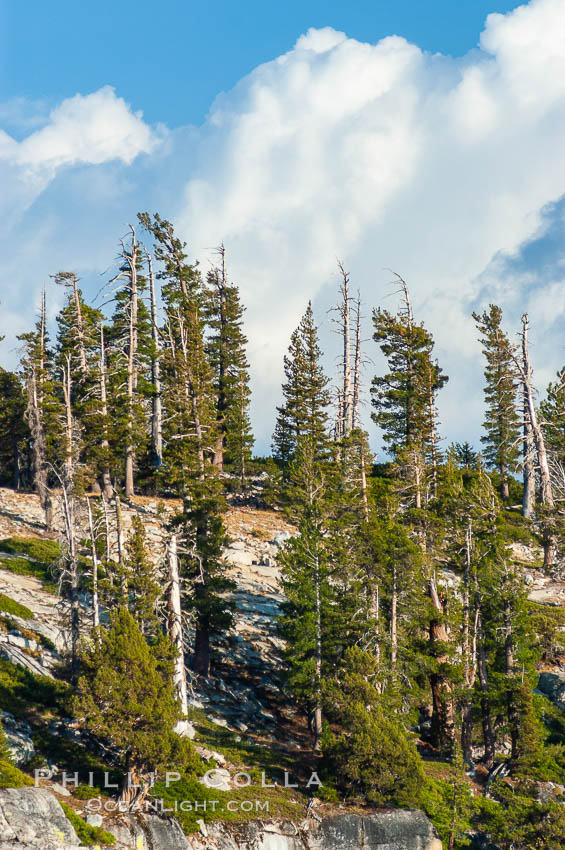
[0,789,441,850]
[185,811,441,850]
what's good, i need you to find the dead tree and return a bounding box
[59,358,82,684]
[108,225,141,499]
[428,575,455,752]
[512,314,555,563]
[98,323,113,499]
[167,534,189,717]
[331,262,354,438]
[86,497,100,630]
[146,251,163,470]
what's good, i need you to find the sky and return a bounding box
[1,0,565,456]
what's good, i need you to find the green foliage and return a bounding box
[272,302,331,475]
[74,608,194,780]
[420,746,473,850]
[122,515,161,638]
[321,648,425,807]
[0,556,57,593]
[0,657,69,715]
[60,801,116,846]
[472,305,520,499]
[476,781,565,850]
[203,252,254,475]
[371,292,447,505]
[0,537,61,564]
[0,594,32,620]
[0,759,34,788]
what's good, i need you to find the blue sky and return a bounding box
[1,0,565,455]
[1,0,519,128]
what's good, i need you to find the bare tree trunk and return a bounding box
[352,291,362,429]
[516,315,554,562]
[313,552,323,750]
[101,494,111,563]
[500,460,510,501]
[337,262,352,436]
[360,441,369,521]
[167,534,189,716]
[98,324,113,499]
[146,252,163,471]
[429,575,455,753]
[522,408,536,519]
[520,315,553,507]
[25,291,53,530]
[124,226,139,499]
[61,363,80,684]
[391,563,398,667]
[71,276,87,374]
[177,311,206,479]
[86,498,100,630]
[413,449,422,510]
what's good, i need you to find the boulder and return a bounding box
[537,671,565,710]
[0,787,81,849]
[1,712,34,766]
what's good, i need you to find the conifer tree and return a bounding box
[279,513,370,748]
[0,369,29,489]
[54,273,106,492]
[18,290,56,528]
[540,367,565,466]
[122,515,161,638]
[273,304,333,518]
[203,245,253,477]
[321,647,425,806]
[106,227,154,497]
[139,212,234,677]
[371,279,447,508]
[75,608,193,806]
[472,305,520,500]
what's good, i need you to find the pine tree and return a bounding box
[105,227,154,497]
[472,305,520,500]
[540,367,565,466]
[139,213,234,678]
[371,280,447,508]
[279,513,370,749]
[54,273,106,493]
[273,303,331,467]
[0,369,29,489]
[321,647,425,806]
[75,608,193,805]
[122,515,161,638]
[452,442,478,470]
[203,245,254,477]
[18,290,57,528]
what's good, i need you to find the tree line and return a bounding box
[2,226,565,847]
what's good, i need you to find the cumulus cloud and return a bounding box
[2,0,565,455]
[0,87,160,218]
[175,0,565,450]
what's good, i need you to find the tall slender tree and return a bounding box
[203,245,253,476]
[472,305,520,500]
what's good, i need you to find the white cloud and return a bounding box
[0,87,160,219]
[174,0,565,451]
[2,0,565,455]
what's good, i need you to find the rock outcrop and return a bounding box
[186,812,442,850]
[0,788,441,850]
[0,787,81,850]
